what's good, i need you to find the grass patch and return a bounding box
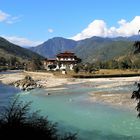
[53,69,140,78]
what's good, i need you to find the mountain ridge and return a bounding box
[30,37,77,58]
[29,35,138,62]
[0,37,44,61]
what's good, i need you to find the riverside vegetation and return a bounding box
[131,82,140,117]
[0,97,77,140]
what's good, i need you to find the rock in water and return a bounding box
[13,75,41,91]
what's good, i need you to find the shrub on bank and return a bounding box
[73,73,140,78]
[0,97,77,140]
[0,66,8,72]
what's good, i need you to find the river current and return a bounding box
[0,81,140,140]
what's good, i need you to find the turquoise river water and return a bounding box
[0,82,140,140]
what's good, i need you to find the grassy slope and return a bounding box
[74,40,134,63]
[0,37,44,61]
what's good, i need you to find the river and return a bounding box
[0,81,140,140]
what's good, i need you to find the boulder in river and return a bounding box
[13,75,42,91]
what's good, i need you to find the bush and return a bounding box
[131,83,140,118]
[73,66,80,74]
[0,97,77,139]
[24,75,33,81]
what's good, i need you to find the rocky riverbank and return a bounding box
[13,75,42,91]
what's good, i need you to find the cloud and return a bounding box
[0,10,21,24]
[48,28,54,33]
[6,16,22,24]
[2,35,43,47]
[71,16,140,40]
[0,10,10,22]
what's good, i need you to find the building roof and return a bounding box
[44,58,56,62]
[56,51,76,57]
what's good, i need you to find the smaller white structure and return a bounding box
[62,69,67,74]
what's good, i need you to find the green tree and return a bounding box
[73,66,80,73]
[133,59,140,69]
[96,61,108,69]
[131,83,140,117]
[107,60,119,69]
[26,58,43,71]
[0,57,7,66]
[133,41,140,54]
[118,59,131,69]
[8,57,19,66]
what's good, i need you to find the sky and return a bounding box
[0,0,140,46]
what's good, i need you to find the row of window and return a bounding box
[57,58,75,61]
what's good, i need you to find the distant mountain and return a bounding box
[0,37,43,61]
[30,37,77,58]
[74,37,134,62]
[22,46,32,48]
[110,35,140,41]
[29,35,139,63]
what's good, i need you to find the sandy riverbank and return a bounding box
[1,71,140,87]
[89,92,137,109]
[85,77,140,108]
[0,71,86,88]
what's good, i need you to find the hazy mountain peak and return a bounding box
[30,37,77,58]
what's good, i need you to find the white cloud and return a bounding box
[0,10,10,22]
[0,10,21,24]
[118,19,126,26]
[71,16,140,40]
[48,28,54,33]
[6,16,22,24]
[2,35,43,47]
